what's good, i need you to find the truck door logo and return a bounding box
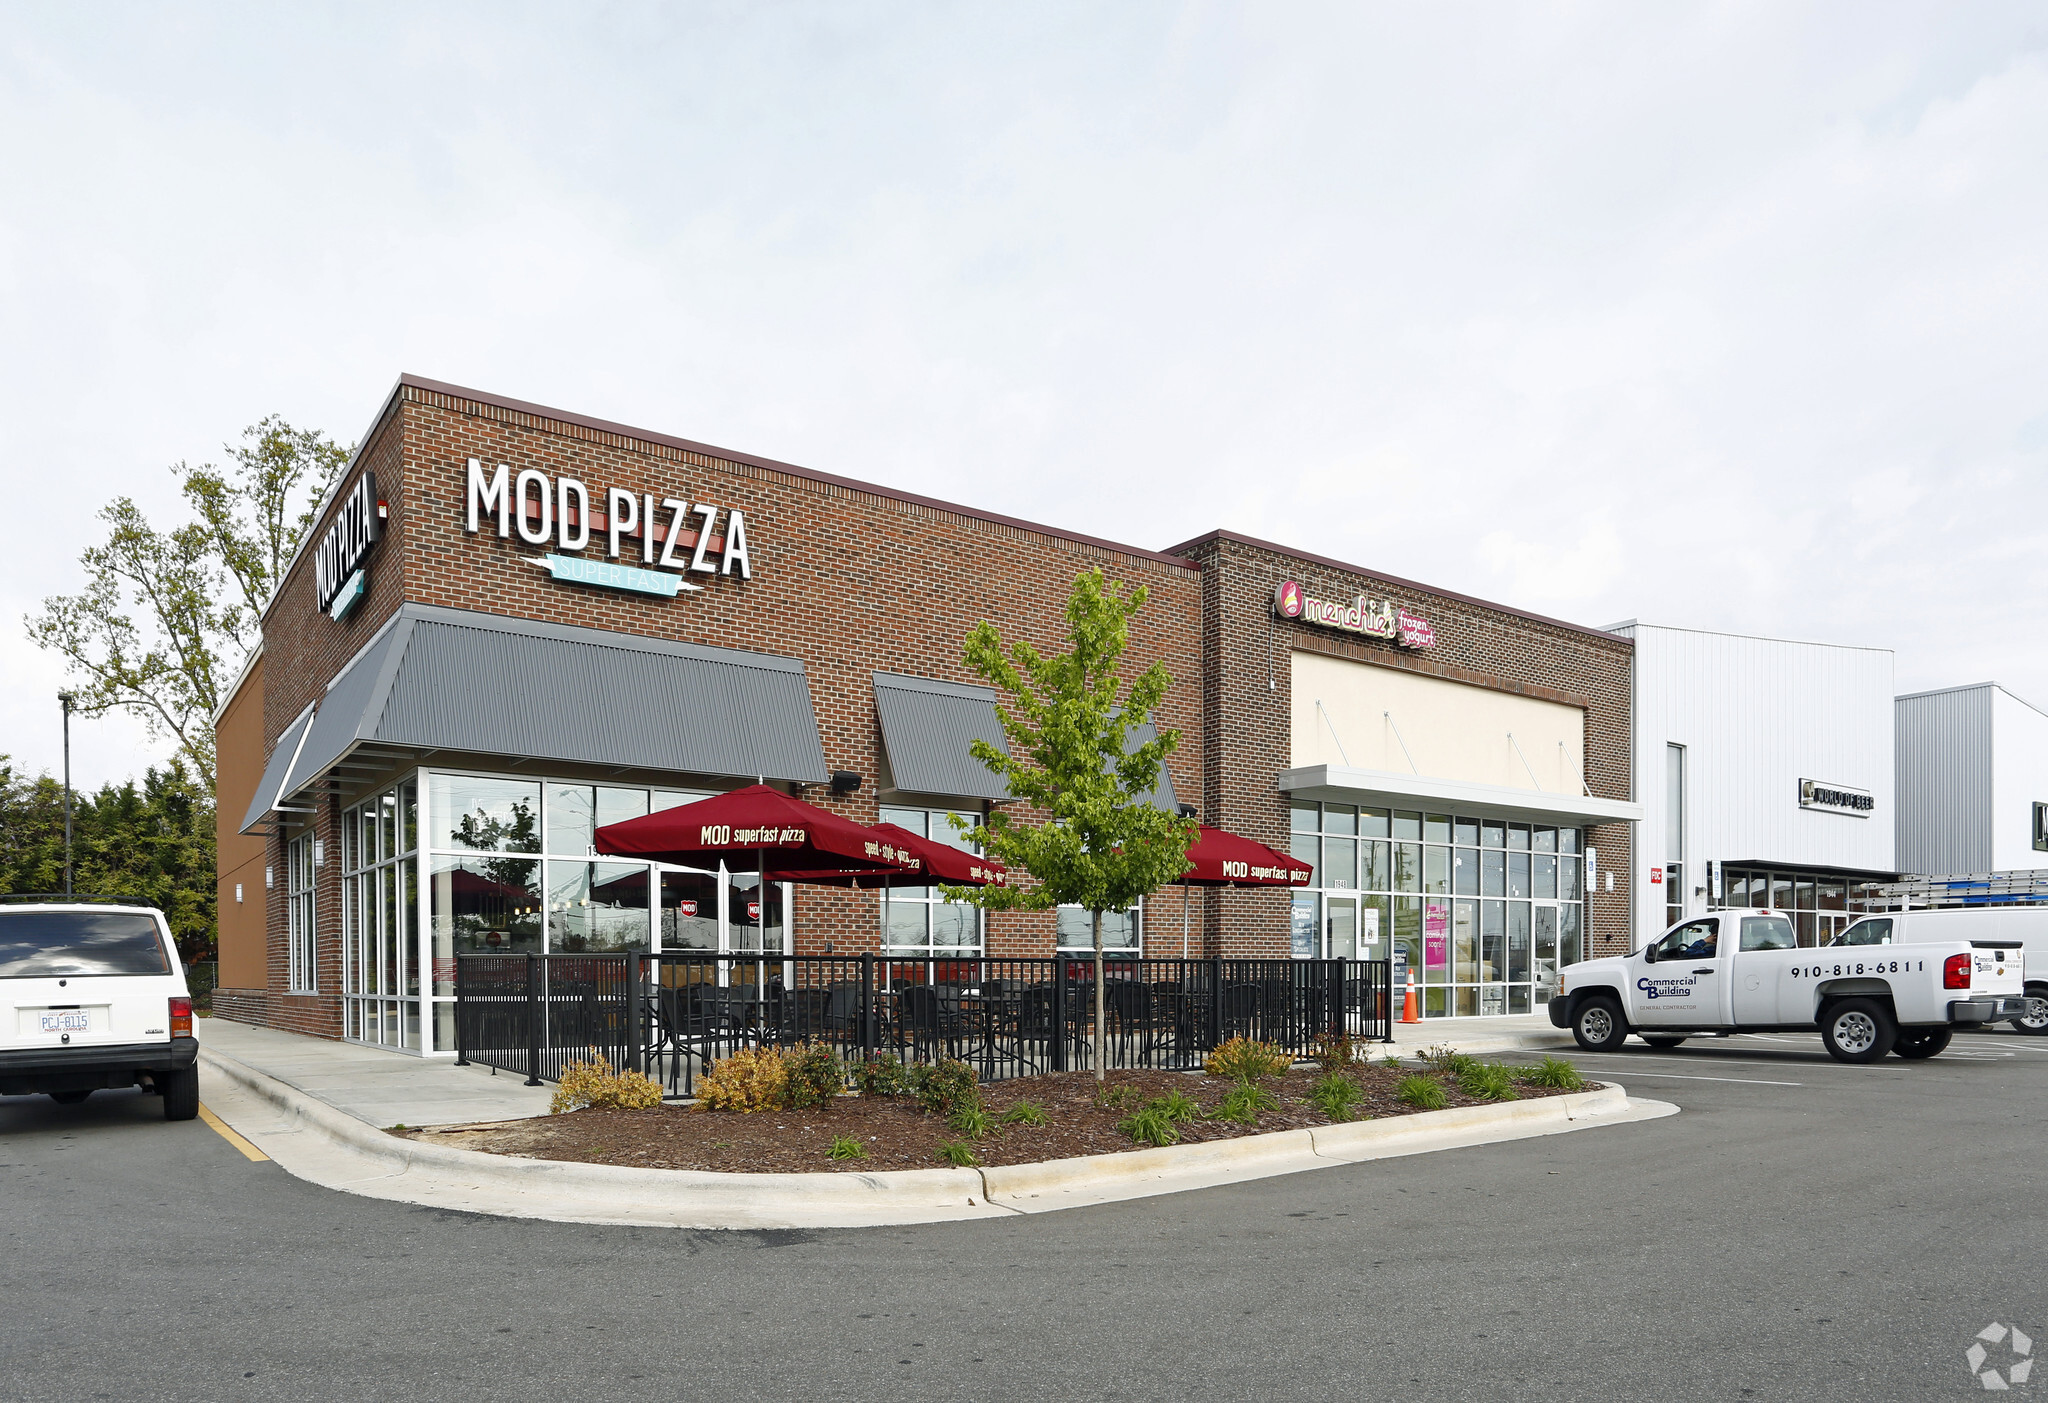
[1636,976,1696,1001]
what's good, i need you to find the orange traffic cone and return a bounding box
[1400,970,1420,1024]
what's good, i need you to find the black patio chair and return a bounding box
[895,983,965,1061]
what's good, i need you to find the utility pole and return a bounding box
[59,692,74,897]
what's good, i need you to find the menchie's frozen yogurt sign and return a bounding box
[1273,580,1434,648]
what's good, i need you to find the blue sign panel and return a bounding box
[532,554,700,597]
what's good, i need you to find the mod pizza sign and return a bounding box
[1273,580,1434,648]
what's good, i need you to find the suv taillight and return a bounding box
[1943,953,1971,990]
[169,996,193,1038]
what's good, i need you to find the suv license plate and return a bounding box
[39,1012,91,1033]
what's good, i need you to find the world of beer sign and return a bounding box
[1799,779,1875,817]
[1273,579,1434,648]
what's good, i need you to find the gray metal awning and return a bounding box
[1277,764,1640,828]
[252,604,828,824]
[1125,721,1181,812]
[873,672,1012,801]
[238,702,316,833]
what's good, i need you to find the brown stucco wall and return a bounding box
[213,652,269,991]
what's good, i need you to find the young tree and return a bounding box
[26,417,349,786]
[946,568,1197,1079]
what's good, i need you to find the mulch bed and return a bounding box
[399,1062,1585,1174]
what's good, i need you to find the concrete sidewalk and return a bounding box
[199,1017,554,1128]
[1377,1013,1575,1061]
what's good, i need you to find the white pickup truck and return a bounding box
[1547,908,2031,1063]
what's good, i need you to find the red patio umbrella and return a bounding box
[597,785,918,959]
[763,820,1006,960]
[594,784,913,875]
[765,823,1006,888]
[1172,824,1314,958]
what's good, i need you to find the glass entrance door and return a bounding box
[1325,896,1358,959]
[1533,903,1560,1008]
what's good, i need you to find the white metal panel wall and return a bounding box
[1628,624,1895,937]
[1990,688,2048,871]
[1895,686,1993,874]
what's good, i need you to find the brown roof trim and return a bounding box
[1161,528,1628,644]
[398,374,1202,572]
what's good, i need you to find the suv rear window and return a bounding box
[0,910,170,978]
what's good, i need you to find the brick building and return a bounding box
[215,375,1638,1051]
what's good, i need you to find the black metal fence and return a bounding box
[456,952,1391,1096]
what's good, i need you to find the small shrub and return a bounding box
[551,1053,664,1114]
[1457,1061,1520,1102]
[936,1139,979,1167]
[1418,1044,1477,1076]
[853,1054,912,1098]
[1311,1033,1358,1072]
[1394,1074,1448,1110]
[1204,1036,1293,1083]
[1002,1100,1048,1127]
[1211,1081,1280,1125]
[913,1059,981,1118]
[1379,1054,1404,1071]
[782,1042,847,1110]
[1093,1083,1144,1112]
[695,1047,788,1113]
[1308,1071,1362,1121]
[948,1102,996,1141]
[1519,1056,1587,1091]
[1152,1090,1201,1124]
[828,1135,867,1161]
[1119,1105,1182,1148]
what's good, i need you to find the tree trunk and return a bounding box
[1092,907,1106,1082]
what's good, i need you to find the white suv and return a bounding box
[0,898,199,1120]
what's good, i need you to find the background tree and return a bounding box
[945,568,1197,1079]
[0,754,217,962]
[26,417,350,787]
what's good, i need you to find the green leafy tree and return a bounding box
[26,417,350,786]
[0,755,218,962]
[945,568,1197,1079]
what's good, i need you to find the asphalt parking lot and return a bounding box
[3,1028,2044,1403]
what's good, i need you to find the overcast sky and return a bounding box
[3,3,2045,790]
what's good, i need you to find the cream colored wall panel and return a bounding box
[1290,651,1583,793]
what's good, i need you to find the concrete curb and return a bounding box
[199,1046,1673,1230]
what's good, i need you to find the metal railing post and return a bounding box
[453,954,468,1066]
[524,952,542,1086]
[1051,954,1068,1072]
[1325,959,1344,1040]
[860,952,876,1062]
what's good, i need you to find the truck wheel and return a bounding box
[2012,991,2048,1036]
[1820,998,1896,1064]
[48,1090,91,1105]
[1892,1027,1953,1059]
[160,1064,200,1122]
[1642,1036,1687,1049]
[1572,996,1627,1053]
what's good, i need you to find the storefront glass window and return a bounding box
[878,807,985,957]
[1056,905,1141,952]
[407,771,790,1054]
[1286,799,1584,1017]
[434,775,541,853]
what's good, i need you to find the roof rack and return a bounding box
[0,893,160,908]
